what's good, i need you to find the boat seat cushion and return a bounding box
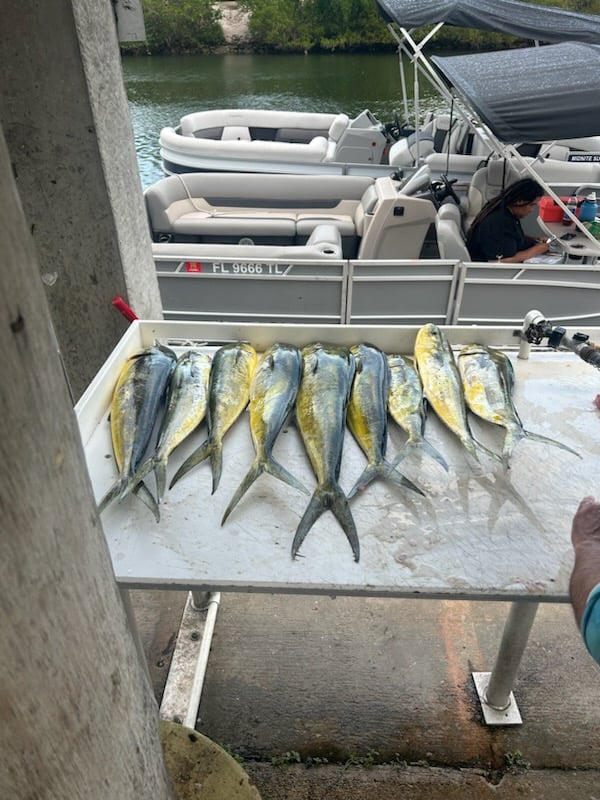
[172,214,297,238]
[152,223,342,260]
[328,114,350,142]
[296,214,355,237]
[435,205,470,261]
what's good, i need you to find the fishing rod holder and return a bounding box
[517,310,600,369]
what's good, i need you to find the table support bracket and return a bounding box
[472,600,539,726]
[159,591,221,729]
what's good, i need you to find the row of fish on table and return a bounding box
[98,324,579,562]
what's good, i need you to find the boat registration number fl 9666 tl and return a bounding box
[184,261,293,276]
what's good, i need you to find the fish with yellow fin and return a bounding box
[125,349,212,503]
[170,341,257,494]
[293,343,359,561]
[457,344,581,467]
[414,324,500,464]
[386,353,448,472]
[346,343,424,498]
[98,345,177,519]
[221,342,308,524]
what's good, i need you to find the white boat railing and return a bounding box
[153,252,600,328]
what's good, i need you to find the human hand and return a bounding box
[571,496,600,550]
[533,240,550,253]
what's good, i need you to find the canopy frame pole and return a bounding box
[387,23,447,162]
[395,39,410,127]
[393,24,489,157]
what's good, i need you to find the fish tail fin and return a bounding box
[154,459,168,504]
[329,484,360,562]
[132,481,160,523]
[221,461,264,525]
[97,480,120,514]
[500,428,524,468]
[464,435,502,465]
[476,439,503,464]
[292,483,360,562]
[264,457,310,496]
[119,458,155,503]
[523,429,581,460]
[98,476,159,522]
[169,440,211,489]
[381,459,425,496]
[209,441,223,495]
[420,438,449,472]
[348,460,425,499]
[347,464,380,498]
[392,438,449,473]
[391,440,418,467]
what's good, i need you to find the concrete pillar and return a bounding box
[0,0,163,400]
[0,121,173,800]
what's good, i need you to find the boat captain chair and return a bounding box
[435,203,470,262]
[325,113,350,160]
[464,158,521,231]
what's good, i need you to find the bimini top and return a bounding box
[375,0,600,45]
[431,42,600,144]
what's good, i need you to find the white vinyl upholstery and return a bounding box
[152,223,343,260]
[435,203,470,261]
[327,113,350,142]
[388,134,435,167]
[464,158,521,229]
[325,113,350,160]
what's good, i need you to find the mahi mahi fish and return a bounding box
[346,343,424,499]
[414,324,500,464]
[292,343,359,561]
[170,341,257,494]
[386,353,448,472]
[98,344,177,518]
[221,342,309,524]
[126,349,212,503]
[457,344,581,467]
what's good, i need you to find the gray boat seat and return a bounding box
[388,133,435,168]
[435,203,470,262]
[357,181,437,260]
[295,182,378,237]
[464,158,521,230]
[324,113,350,160]
[152,223,342,260]
[173,215,297,238]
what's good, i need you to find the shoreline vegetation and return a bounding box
[121,0,595,56]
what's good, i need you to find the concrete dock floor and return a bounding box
[132,590,600,799]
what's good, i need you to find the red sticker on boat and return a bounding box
[185,261,202,273]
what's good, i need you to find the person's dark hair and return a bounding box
[466,177,544,245]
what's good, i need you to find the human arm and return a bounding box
[470,211,550,263]
[495,240,550,263]
[570,496,600,627]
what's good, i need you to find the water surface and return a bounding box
[122,53,443,187]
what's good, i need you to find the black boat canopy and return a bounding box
[432,42,600,143]
[375,0,600,45]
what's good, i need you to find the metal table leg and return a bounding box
[120,587,153,688]
[472,600,539,725]
[160,591,221,729]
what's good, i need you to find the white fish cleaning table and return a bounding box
[76,321,600,726]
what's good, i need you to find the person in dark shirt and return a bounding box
[466,178,551,263]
